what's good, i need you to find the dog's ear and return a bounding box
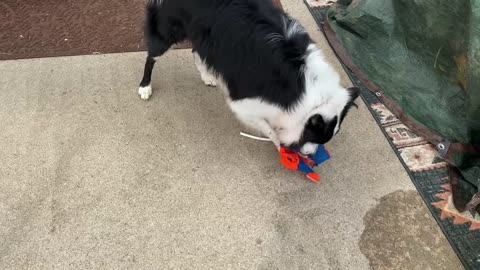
[303,114,325,141]
[339,87,360,123]
[347,87,360,102]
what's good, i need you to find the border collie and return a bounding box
[138,0,359,154]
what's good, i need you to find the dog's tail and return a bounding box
[145,0,186,55]
[144,1,163,54]
[145,0,180,56]
[148,0,164,6]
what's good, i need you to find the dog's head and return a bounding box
[280,86,360,153]
[300,87,359,144]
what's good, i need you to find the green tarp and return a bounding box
[327,0,480,211]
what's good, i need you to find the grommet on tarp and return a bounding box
[437,139,451,158]
[375,92,382,97]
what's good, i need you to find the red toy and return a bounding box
[279,145,330,182]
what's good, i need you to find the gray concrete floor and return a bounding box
[0,0,462,269]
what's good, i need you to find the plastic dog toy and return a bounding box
[279,145,330,182]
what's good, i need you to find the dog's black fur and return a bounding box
[142,0,312,108]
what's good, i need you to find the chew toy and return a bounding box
[279,145,330,182]
[238,132,330,182]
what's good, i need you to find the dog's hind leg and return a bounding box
[138,56,156,100]
[138,36,172,100]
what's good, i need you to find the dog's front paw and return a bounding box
[300,143,318,155]
[268,133,281,151]
[138,85,152,100]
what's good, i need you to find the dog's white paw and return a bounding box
[138,85,152,100]
[300,143,318,155]
[201,76,217,87]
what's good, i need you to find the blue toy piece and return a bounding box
[311,144,331,165]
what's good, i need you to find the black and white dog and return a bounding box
[138,0,359,154]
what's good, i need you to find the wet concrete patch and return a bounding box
[360,190,462,270]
